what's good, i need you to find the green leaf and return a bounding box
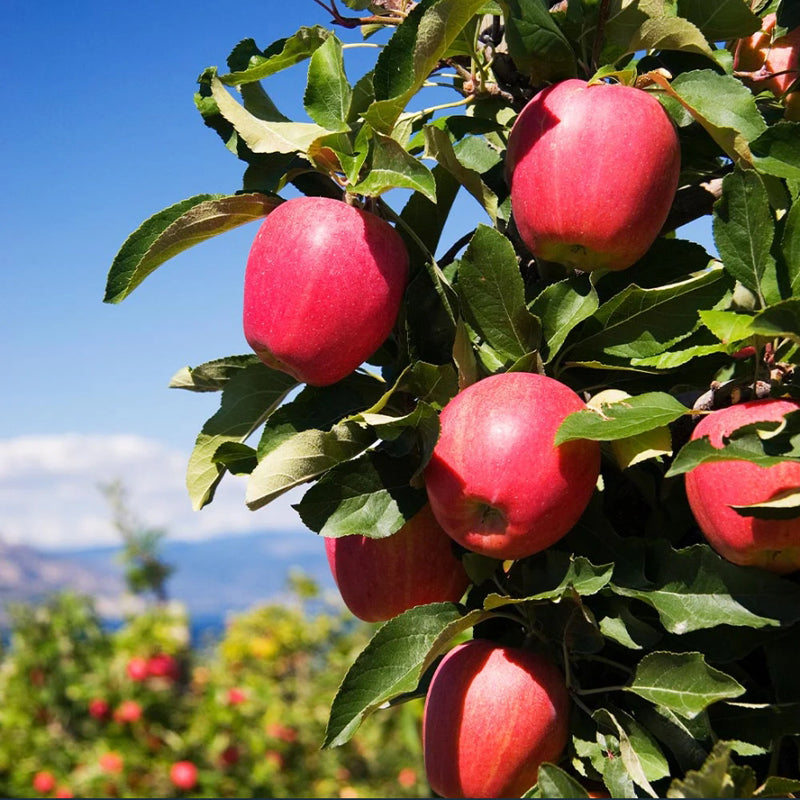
[667,742,754,799]
[627,651,745,719]
[731,488,800,520]
[294,450,428,539]
[219,27,331,85]
[628,15,714,57]
[677,0,761,40]
[755,776,800,797]
[502,0,577,83]
[570,265,729,363]
[423,125,498,221]
[529,764,590,798]
[324,603,491,747]
[530,276,599,363]
[366,0,490,133]
[104,193,279,303]
[169,355,262,392]
[350,130,436,201]
[651,70,766,164]
[750,298,800,342]
[781,201,800,296]
[556,392,688,444]
[210,74,329,154]
[698,309,755,344]
[457,225,541,366]
[751,122,800,180]
[186,363,297,510]
[304,35,352,132]
[714,168,781,306]
[246,421,376,510]
[610,539,800,633]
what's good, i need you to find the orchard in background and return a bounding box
[105,0,800,797]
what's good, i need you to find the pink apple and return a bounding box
[734,14,800,120]
[146,652,180,681]
[685,398,800,573]
[88,697,110,720]
[99,751,124,775]
[423,639,570,798]
[32,770,56,794]
[169,761,198,791]
[227,686,247,705]
[243,196,409,386]
[506,78,681,271]
[424,372,600,560]
[325,503,471,622]
[113,699,142,724]
[125,656,148,682]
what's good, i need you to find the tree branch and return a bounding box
[660,176,726,234]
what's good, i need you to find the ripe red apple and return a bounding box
[113,699,142,724]
[125,656,148,682]
[88,697,110,720]
[219,745,240,767]
[53,787,73,799]
[146,652,180,681]
[423,639,570,798]
[325,504,471,622]
[32,770,56,794]
[99,752,124,775]
[170,761,198,791]
[424,372,600,560]
[506,78,681,272]
[227,686,247,705]
[734,13,800,120]
[243,196,409,387]
[685,398,800,573]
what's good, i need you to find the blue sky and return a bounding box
[1,1,714,551]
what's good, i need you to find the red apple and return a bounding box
[169,761,198,791]
[325,503,471,622]
[243,196,409,386]
[113,699,142,724]
[99,751,124,775]
[227,686,247,705]
[423,639,570,798]
[53,787,73,799]
[219,745,240,767]
[32,770,56,794]
[685,398,800,573]
[424,372,600,560]
[734,13,800,120]
[146,652,179,681]
[88,697,110,720]
[506,78,681,272]
[125,656,148,682]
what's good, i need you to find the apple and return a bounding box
[219,745,240,767]
[227,686,247,705]
[53,787,73,799]
[32,770,56,794]
[734,13,800,120]
[685,398,800,572]
[88,697,110,720]
[325,503,471,622]
[146,652,180,681]
[125,656,148,682]
[423,639,570,798]
[113,699,142,724]
[99,752,124,775]
[243,196,409,386]
[424,372,600,560]
[506,78,681,272]
[169,761,198,791]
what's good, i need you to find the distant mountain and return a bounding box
[0,530,337,630]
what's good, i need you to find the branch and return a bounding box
[312,0,406,29]
[660,176,726,234]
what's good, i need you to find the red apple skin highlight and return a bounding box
[506,78,681,272]
[685,398,800,573]
[325,504,471,623]
[424,372,600,561]
[243,196,409,387]
[423,639,570,799]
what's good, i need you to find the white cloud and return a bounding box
[0,433,307,551]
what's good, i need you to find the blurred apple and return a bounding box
[125,656,148,682]
[170,761,198,791]
[32,770,56,794]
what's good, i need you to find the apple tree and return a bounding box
[105,0,800,796]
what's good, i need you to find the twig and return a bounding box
[592,0,611,71]
[312,0,405,29]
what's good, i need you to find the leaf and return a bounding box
[650,70,766,164]
[210,74,329,154]
[556,392,688,444]
[219,27,331,85]
[304,35,352,132]
[324,603,491,747]
[751,122,800,180]
[530,275,599,363]
[677,0,761,41]
[351,130,437,201]
[529,764,590,798]
[629,15,714,57]
[366,0,490,133]
[731,488,800,520]
[245,421,376,510]
[713,168,781,306]
[627,651,745,719]
[503,0,578,83]
[186,364,297,510]
[457,225,541,366]
[667,742,753,799]
[169,355,262,392]
[610,539,800,633]
[781,201,800,295]
[104,193,279,303]
[755,776,800,797]
[750,298,800,342]
[294,450,428,539]
[698,310,755,345]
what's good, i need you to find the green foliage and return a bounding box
[0,587,426,798]
[103,0,800,795]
